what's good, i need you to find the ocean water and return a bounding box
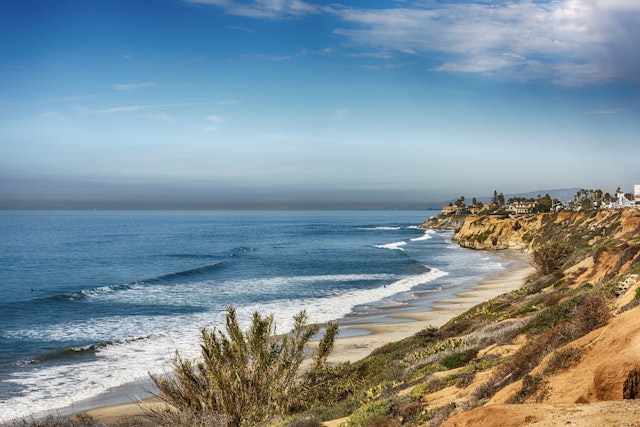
[0,210,507,422]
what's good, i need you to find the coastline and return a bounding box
[79,249,534,424]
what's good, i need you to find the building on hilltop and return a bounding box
[441,205,460,215]
[635,184,640,205]
[507,200,538,215]
[470,203,495,215]
[605,192,636,209]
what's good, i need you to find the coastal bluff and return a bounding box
[421,209,640,252]
[418,209,640,426]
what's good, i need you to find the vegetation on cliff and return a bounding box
[292,209,640,426]
[298,209,640,426]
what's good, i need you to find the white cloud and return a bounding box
[113,82,156,91]
[181,0,639,85]
[229,25,256,33]
[146,113,177,122]
[332,0,640,85]
[183,0,322,19]
[91,102,209,114]
[96,105,149,113]
[206,114,226,123]
[216,99,242,106]
[204,115,227,132]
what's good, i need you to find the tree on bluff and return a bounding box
[150,306,339,427]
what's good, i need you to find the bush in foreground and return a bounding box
[150,306,338,427]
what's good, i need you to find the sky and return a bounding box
[1,0,639,209]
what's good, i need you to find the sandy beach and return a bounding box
[77,249,533,424]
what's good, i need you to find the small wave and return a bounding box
[375,241,407,251]
[146,261,228,284]
[48,262,227,301]
[22,336,154,367]
[30,343,108,363]
[410,229,435,241]
[53,284,135,301]
[358,226,402,230]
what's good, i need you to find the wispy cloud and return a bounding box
[183,0,639,85]
[204,114,227,132]
[229,25,255,33]
[146,112,177,122]
[216,99,242,106]
[184,0,322,19]
[234,53,293,61]
[113,81,156,91]
[585,107,628,115]
[90,102,209,114]
[332,0,640,86]
[206,114,226,123]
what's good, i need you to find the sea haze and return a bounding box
[0,210,507,422]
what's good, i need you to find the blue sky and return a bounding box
[1,0,639,208]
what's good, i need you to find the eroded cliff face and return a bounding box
[436,209,640,255]
[450,214,544,250]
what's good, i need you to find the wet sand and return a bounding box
[79,249,533,424]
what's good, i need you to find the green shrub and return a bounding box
[150,306,338,427]
[439,349,478,370]
[343,399,397,427]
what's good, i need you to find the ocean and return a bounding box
[0,210,508,422]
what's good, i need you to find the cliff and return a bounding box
[451,214,543,250]
[434,209,640,426]
[419,214,467,231]
[330,209,640,427]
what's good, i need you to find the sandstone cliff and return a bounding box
[451,214,542,250]
[431,209,640,426]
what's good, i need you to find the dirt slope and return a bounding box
[443,401,640,427]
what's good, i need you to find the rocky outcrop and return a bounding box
[418,214,466,231]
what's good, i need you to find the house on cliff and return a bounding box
[441,205,460,215]
[605,192,636,209]
[470,203,496,214]
[507,200,537,215]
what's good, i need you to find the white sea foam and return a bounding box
[374,241,407,251]
[0,268,448,423]
[410,229,435,241]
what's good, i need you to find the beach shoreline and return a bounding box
[77,249,533,424]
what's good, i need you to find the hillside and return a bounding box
[309,209,640,427]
